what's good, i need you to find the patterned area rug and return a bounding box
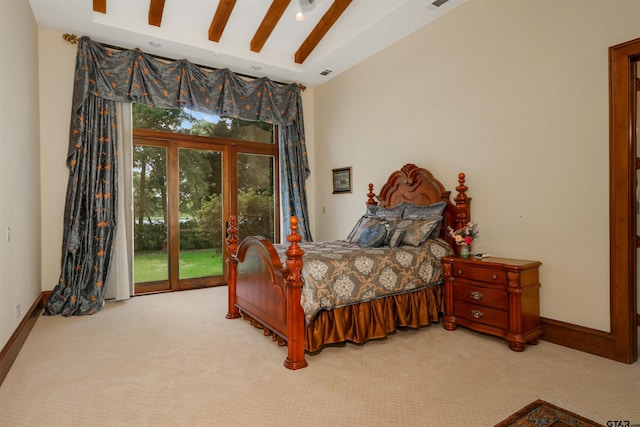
[495,399,604,427]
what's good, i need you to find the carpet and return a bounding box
[495,399,605,427]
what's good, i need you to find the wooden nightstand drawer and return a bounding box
[451,264,506,284]
[453,282,507,310]
[454,300,508,329]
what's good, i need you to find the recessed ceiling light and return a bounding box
[295,11,305,21]
[148,41,162,48]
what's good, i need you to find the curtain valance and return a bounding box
[69,36,308,171]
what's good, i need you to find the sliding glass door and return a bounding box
[131,107,278,294]
[133,134,228,293]
[133,143,169,285]
[177,147,223,282]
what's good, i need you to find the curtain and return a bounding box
[44,94,119,316]
[45,36,311,316]
[279,123,312,240]
[104,103,133,301]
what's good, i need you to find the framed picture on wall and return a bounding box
[332,167,352,194]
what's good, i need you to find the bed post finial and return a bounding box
[226,216,241,319]
[366,183,378,206]
[456,173,468,196]
[454,173,472,233]
[284,216,308,370]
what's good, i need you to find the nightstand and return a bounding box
[442,256,542,351]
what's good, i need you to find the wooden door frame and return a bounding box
[608,37,639,363]
[541,39,639,363]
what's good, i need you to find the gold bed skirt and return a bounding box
[305,284,444,353]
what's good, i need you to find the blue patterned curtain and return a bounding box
[44,94,119,316]
[279,123,312,240]
[45,36,311,316]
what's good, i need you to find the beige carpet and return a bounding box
[0,286,638,426]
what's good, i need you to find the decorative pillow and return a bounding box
[365,204,405,220]
[381,219,398,245]
[382,219,411,243]
[393,219,415,231]
[431,221,443,239]
[358,222,388,248]
[387,229,406,248]
[348,216,384,242]
[401,217,442,246]
[402,201,447,220]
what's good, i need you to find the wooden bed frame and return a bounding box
[225,164,471,369]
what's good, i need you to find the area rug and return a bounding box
[495,399,604,427]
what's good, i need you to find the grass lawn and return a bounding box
[134,249,224,283]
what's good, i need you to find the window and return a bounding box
[132,104,278,294]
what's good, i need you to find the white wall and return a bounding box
[311,0,640,332]
[0,0,42,349]
[38,31,77,294]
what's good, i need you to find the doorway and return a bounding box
[132,136,229,293]
[130,104,279,294]
[609,38,640,362]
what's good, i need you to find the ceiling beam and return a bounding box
[208,0,237,43]
[250,0,291,53]
[93,0,106,14]
[148,0,166,27]
[294,0,352,64]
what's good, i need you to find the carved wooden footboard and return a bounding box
[226,216,308,369]
[226,164,471,370]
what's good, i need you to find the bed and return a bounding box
[225,163,471,369]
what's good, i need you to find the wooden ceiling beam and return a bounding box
[93,0,106,14]
[148,0,166,27]
[93,0,352,68]
[208,0,237,43]
[251,0,291,53]
[294,0,352,64]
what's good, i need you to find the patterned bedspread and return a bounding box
[276,239,454,324]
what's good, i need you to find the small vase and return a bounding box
[460,245,470,258]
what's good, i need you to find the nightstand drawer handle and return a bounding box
[470,291,483,300]
[492,274,498,280]
[458,269,463,275]
[471,309,484,319]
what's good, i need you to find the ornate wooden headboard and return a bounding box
[365,163,471,249]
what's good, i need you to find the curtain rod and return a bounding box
[62,33,306,91]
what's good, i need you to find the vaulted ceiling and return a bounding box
[29,0,466,87]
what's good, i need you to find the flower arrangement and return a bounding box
[447,222,479,246]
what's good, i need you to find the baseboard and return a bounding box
[0,292,47,386]
[42,291,52,306]
[540,317,626,362]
